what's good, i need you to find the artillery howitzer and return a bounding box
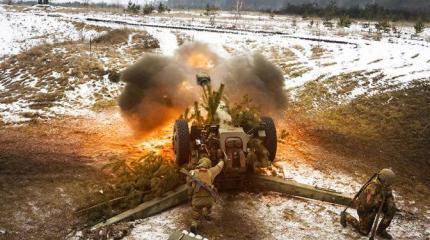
[173,73,277,190]
[91,74,353,234]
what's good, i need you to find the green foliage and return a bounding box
[127,1,140,13]
[157,2,169,13]
[179,101,204,126]
[180,84,262,129]
[201,84,224,124]
[83,152,183,222]
[224,95,261,129]
[414,19,425,34]
[103,152,182,200]
[143,3,155,15]
[204,3,218,16]
[323,0,337,22]
[323,20,333,29]
[277,3,429,22]
[338,15,352,28]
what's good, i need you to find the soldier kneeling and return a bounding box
[186,157,224,234]
[341,168,397,239]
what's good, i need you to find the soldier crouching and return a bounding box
[186,157,224,234]
[341,168,397,239]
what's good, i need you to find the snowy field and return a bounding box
[1,5,429,123]
[1,5,429,239]
[127,192,429,240]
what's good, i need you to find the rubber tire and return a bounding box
[261,116,277,162]
[173,119,190,166]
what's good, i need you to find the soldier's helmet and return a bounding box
[378,168,396,186]
[197,157,212,169]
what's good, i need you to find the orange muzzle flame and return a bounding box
[187,53,214,70]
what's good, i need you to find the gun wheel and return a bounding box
[261,116,277,162]
[173,119,190,166]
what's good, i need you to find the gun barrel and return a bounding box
[196,73,211,86]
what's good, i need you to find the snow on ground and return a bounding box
[145,28,177,56]
[2,6,428,239]
[127,192,429,240]
[55,8,430,95]
[0,5,99,57]
[1,6,429,123]
[273,160,361,194]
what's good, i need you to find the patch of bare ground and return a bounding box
[199,193,272,240]
[0,110,145,239]
[284,79,430,212]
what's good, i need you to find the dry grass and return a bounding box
[54,5,125,15]
[310,45,326,59]
[0,28,160,115]
[70,21,112,32]
[290,67,312,78]
[320,62,336,67]
[93,28,132,45]
[289,76,430,186]
[0,42,107,108]
[175,31,193,46]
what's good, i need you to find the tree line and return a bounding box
[275,2,429,22]
[126,1,170,14]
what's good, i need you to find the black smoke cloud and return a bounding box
[119,42,287,135]
[119,54,197,135]
[212,53,288,112]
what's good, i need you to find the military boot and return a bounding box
[190,221,198,234]
[377,229,393,239]
[340,211,347,227]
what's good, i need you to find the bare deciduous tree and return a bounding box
[234,0,244,26]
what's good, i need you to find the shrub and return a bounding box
[292,19,297,28]
[375,18,390,33]
[157,2,169,13]
[143,3,155,15]
[81,152,183,222]
[323,20,333,29]
[338,15,352,28]
[93,29,131,45]
[414,19,425,34]
[204,3,218,16]
[126,1,140,14]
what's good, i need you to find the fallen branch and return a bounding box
[75,191,149,215]
[91,184,188,230]
[75,196,127,215]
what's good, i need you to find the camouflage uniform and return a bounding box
[187,159,224,232]
[343,177,396,238]
[247,138,270,168]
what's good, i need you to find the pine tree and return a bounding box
[414,19,425,35]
